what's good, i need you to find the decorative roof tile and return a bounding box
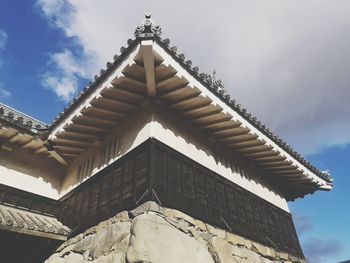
[0,103,48,132]
[0,204,70,239]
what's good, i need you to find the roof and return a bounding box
[0,204,70,240]
[0,103,48,133]
[0,103,67,166]
[1,12,333,199]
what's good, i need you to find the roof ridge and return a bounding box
[0,102,48,131]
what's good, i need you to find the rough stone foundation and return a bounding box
[46,202,306,263]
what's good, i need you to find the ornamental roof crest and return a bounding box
[134,11,162,38]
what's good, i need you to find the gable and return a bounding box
[45,14,332,200]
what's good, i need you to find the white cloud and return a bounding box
[0,29,8,68]
[41,74,76,101]
[40,49,92,102]
[36,0,350,154]
[51,49,87,78]
[0,83,11,99]
[0,30,7,50]
[0,30,10,99]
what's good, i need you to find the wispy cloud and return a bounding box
[0,83,11,100]
[0,29,10,100]
[40,49,91,102]
[0,29,8,68]
[0,30,7,50]
[294,214,313,236]
[304,238,344,263]
[35,0,350,154]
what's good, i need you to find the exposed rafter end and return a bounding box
[43,140,67,166]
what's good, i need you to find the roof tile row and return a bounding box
[0,204,70,236]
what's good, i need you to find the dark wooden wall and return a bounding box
[151,139,303,258]
[57,138,303,257]
[59,142,150,230]
[0,184,59,216]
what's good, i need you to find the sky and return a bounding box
[0,0,349,262]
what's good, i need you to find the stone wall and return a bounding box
[46,202,306,263]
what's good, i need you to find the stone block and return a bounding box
[277,251,289,260]
[126,212,214,263]
[89,222,131,259]
[205,224,226,238]
[194,219,206,231]
[112,211,130,222]
[226,232,252,249]
[252,242,275,258]
[130,201,160,217]
[62,253,84,263]
[162,208,195,225]
[91,252,125,263]
[212,237,242,263]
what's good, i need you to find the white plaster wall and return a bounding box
[0,147,64,199]
[0,165,59,199]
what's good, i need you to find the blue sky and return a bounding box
[0,1,349,262]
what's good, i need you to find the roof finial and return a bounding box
[134,11,162,38]
[144,10,151,19]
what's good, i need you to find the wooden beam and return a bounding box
[75,115,116,127]
[156,75,190,94]
[8,132,21,143]
[243,150,280,159]
[141,39,156,97]
[55,138,91,148]
[98,96,135,112]
[170,96,212,111]
[193,113,232,126]
[34,147,47,154]
[83,105,126,119]
[228,140,264,150]
[220,133,259,144]
[54,145,85,153]
[183,105,222,119]
[56,131,97,141]
[237,145,273,154]
[0,127,9,136]
[202,120,241,131]
[67,123,108,133]
[106,85,145,103]
[160,86,201,104]
[214,127,250,138]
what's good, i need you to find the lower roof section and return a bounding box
[0,204,70,241]
[0,183,70,241]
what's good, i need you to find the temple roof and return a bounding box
[0,204,70,240]
[0,12,333,199]
[0,103,66,165]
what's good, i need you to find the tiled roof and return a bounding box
[3,13,332,184]
[0,103,48,133]
[0,204,70,240]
